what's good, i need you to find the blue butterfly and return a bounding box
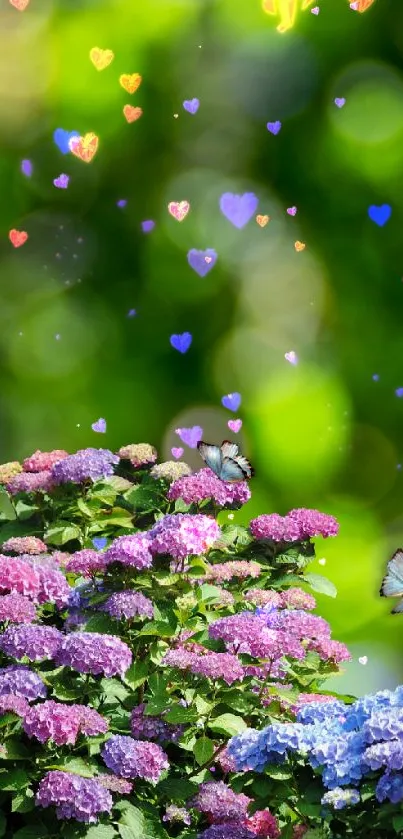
[380,549,403,614]
[197,440,254,482]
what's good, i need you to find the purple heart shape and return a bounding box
[171,447,184,459]
[92,418,107,433]
[117,199,127,208]
[141,220,155,233]
[170,332,192,353]
[368,204,392,227]
[175,426,203,448]
[267,121,282,135]
[396,388,403,398]
[285,351,298,366]
[221,392,241,412]
[183,98,199,114]
[334,98,346,108]
[21,159,33,177]
[228,419,242,433]
[53,174,69,189]
[187,249,217,277]
[219,193,259,229]
[92,537,107,550]
[127,309,137,318]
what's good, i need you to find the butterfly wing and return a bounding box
[197,442,223,478]
[380,550,403,598]
[233,454,254,480]
[220,441,240,460]
[220,457,249,482]
[392,599,403,615]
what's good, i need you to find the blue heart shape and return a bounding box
[221,392,241,412]
[170,332,192,353]
[92,537,107,550]
[368,204,392,227]
[53,128,80,155]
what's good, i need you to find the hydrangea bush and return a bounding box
[0,443,393,838]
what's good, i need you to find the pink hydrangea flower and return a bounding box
[101,735,169,782]
[0,593,37,623]
[244,809,280,838]
[205,561,261,583]
[1,537,48,555]
[104,533,154,569]
[6,471,55,495]
[244,590,282,608]
[55,632,132,677]
[191,781,251,823]
[65,549,109,576]
[150,514,221,560]
[22,450,69,472]
[280,588,316,610]
[168,468,251,507]
[23,700,107,745]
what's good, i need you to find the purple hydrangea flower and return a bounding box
[191,781,251,823]
[150,513,221,559]
[104,533,154,569]
[103,591,154,621]
[36,771,113,823]
[198,826,256,839]
[0,694,29,717]
[130,704,183,743]
[66,549,109,576]
[0,593,37,623]
[376,771,403,804]
[51,448,119,484]
[0,624,63,662]
[97,774,133,794]
[23,700,108,745]
[163,805,191,825]
[0,665,47,701]
[101,735,169,781]
[163,647,244,685]
[55,631,132,677]
[168,468,251,507]
[6,471,55,495]
[363,740,403,772]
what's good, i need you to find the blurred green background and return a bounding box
[0,0,402,695]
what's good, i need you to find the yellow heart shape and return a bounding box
[119,74,142,94]
[90,48,114,71]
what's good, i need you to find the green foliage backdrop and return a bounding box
[0,0,402,692]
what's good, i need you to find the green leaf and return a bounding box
[138,621,176,638]
[2,738,29,759]
[198,584,227,603]
[393,815,403,832]
[174,499,191,513]
[99,678,129,702]
[124,485,158,512]
[84,828,117,839]
[0,812,5,838]
[156,776,198,802]
[76,497,95,519]
[0,769,29,791]
[0,487,16,520]
[12,828,49,839]
[193,737,214,765]
[304,573,337,598]
[105,476,133,492]
[208,713,247,737]
[164,704,199,724]
[265,765,293,780]
[11,788,35,813]
[46,757,96,778]
[44,523,81,546]
[122,660,149,690]
[84,614,119,635]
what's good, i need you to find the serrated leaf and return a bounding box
[165,704,199,724]
[44,523,81,546]
[208,713,247,737]
[2,738,29,759]
[156,776,198,801]
[193,737,214,765]
[99,678,129,701]
[104,476,133,492]
[122,660,149,690]
[11,787,35,813]
[304,573,337,598]
[124,485,158,512]
[84,828,117,839]
[84,614,119,635]
[46,756,96,778]
[198,584,227,602]
[0,768,29,790]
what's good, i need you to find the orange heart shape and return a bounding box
[256,214,270,227]
[9,0,30,9]
[70,133,99,163]
[168,201,190,222]
[123,105,143,124]
[9,229,28,247]
[120,73,142,94]
[294,241,306,252]
[89,47,114,71]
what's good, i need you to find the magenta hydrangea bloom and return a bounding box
[66,549,109,576]
[130,704,183,743]
[205,561,261,583]
[191,781,251,823]
[51,448,119,485]
[6,471,55,495]
[0,694,29,717]
[22,449,69,472]
[163,647,244,685]
[249,514,301,542]
[23,700,108,746]
[36,771,113,823]
[104,533,154,569]
[1,537,47,555]
[150,514,221,560]
[288,508,339,539]
[245,809,280,838]
[33,564,71,608]
[168,468,251,507]
[0,557,41,599]
[308,637,351,663]
[101,735,169,781]
[55,632,132,677]
[280,588,316,610]
[0,665,47,701]
[103,591,154,621]
[0,624,62,662]
[216,747,238,773]
[0,593,37,623]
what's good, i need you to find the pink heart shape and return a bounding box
[228,419,242,433]
[287,206,297,216]
[311,5,320,13]
[171,447,184,459]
